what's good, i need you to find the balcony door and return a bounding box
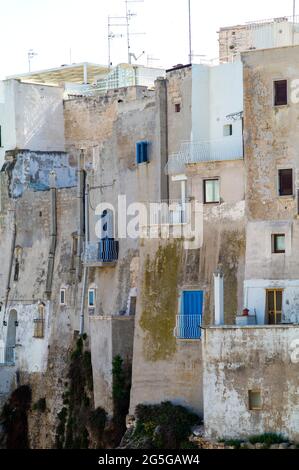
[266,289,283,325]
[180,290,203,339]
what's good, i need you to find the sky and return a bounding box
[0,0,296,78]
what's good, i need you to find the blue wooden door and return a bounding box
[180,291,203,339]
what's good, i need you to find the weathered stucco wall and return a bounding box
[130,239,203,417]
[90,316,134,415]
[203,325,299,441]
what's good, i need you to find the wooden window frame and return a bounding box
[266,288,283,325]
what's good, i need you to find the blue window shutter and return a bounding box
[136,142,141,164]
[136,141,149,164]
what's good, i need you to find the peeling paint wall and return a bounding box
[203,325,299,441]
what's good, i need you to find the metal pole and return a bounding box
[188,0,192,63]
[125,0,131,63]
[293,0,296,45]
[108,16,111,67]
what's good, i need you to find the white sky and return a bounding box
[0,0,296,78]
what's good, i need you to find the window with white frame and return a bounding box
[88,288,96,308]
[60,288,66,306]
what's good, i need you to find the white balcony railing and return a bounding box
[165,137,244,175]
[174,315,202,340]
[0,347,15,366]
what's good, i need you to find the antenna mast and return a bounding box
[293,0,296,45]
[188,0,192,63]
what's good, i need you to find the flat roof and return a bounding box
[7,62,110,86]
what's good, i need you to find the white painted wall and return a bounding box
[191,62,243,147]
[0,79,65,168]
[244,279,299,325]
[2,302,51,373]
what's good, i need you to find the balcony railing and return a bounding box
[83,239,119,267]
[0,347,15,366]
[174,315,202,340]
[165,137,244,175]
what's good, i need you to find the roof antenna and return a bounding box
[188,0,192,64]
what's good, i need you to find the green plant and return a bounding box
[135,401,200,449]
[248,433,287,447]
[223,439,244,449]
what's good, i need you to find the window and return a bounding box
[266,289,283,324]
[60,288,66,306]
[223,124,233,136]
[272,234,285,254]
[34,303,45,339]
[204,179,220,204]
[278,169,293,196]
[129,296,137,316]
[136,141,149,164]
[248,390,262,410]
[88,288,95,308]
[274,80,288,106]
[175,103,181,113]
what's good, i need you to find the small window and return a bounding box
[278,169,293,196]
[129,296,137,316]
[204,179,220,204]
[272,234,285,254]
[88,288,95,308]
[136,141,149,164]
[223,124,233,137]
[274,80,288,106]
[60,288,66,306]
[248,390,262,410]
[175,103,181,113]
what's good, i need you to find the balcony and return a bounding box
[165,137,244,175]
[0,347,15,366]
[174,315,202,340]
[83,239,119,267]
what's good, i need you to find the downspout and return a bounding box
[76,150,85,282]
[45,171,57,298]
[79,182,89,336]
[3,205,17,323]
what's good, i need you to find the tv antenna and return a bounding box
[108,15,126,67]
[28,49,38,72]
[107,0,145,65]
[125,0,145,64]
[188,0,192,64]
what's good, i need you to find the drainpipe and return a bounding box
[76,150,85,281]
[79,182,89,336]
[214,270,224,326]
[45,171,57,298]
[3,205,17,323]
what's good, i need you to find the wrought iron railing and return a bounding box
[83,240,119,265]
[0,347,15,366]
[174,315,202,340]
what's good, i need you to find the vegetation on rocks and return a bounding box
[121,401,200,449]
